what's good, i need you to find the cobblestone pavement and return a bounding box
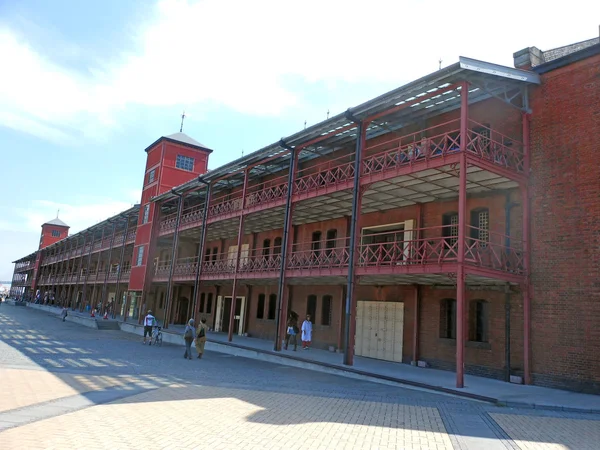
[0,307,598,449]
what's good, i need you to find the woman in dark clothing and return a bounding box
[284,311,299,351]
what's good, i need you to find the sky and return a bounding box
[0,0,599,281]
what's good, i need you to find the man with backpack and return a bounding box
[143,310,156,345]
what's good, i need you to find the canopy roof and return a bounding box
[153,56,539,204]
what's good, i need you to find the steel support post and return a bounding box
[274,147,298,351]
[343,120,366,366]
[192,183,212,324]
[164,193,185,328]
[113,215,131,319]
[100,221,117,314]
[521,108,532,385]
[228,170,249,342]
[455,81,469,388]
[81,231,97,309]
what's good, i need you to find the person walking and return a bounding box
[183,319,196,360]
[285,312,299,351]
[301,314,313,350]
[195,318,208,359]
[143,310,156,345]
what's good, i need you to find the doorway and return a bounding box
[355,301,404,362]
[215,296,246,335]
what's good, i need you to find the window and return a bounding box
[311,231,322,251]
[256,294,265,319]
[176,154,194,171]
[321,295,332,326]
[148,169,156,184]
[470,208,490,246]
[199,293,206,313]
[439,298,456,339]
[136,246,144,266]
[206,293,213,314]
[212,247,218,261]
[204,248,212,262]
[469,300,489,342]
[262,239,271,258]
[268,294,277,320]
[307,295,317,322]
[142,204,150,224]
[325,229,337,256]
[273,237,282,255]
[51,230,61,238]
[159,292,164,309]
[442,212,459,247]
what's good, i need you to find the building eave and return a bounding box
[533,43,600,74]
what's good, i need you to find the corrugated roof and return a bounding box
[43,218,69,227]
[144,132,213,153]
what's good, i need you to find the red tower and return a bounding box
[128,132,212,312]
[39,217,69,250]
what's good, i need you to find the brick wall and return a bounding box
[529,53,600,393]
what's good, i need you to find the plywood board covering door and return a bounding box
[355,301,404,363]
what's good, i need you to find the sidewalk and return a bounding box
[13,303,600,413]
[124,320,600,414]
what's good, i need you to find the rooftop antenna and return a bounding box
[439,58,442,70]
[327,109,330,119]
[241,149,244,157]
[304,120,307,129]
[179,110,186,133]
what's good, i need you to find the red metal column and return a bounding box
[81,230,97,310]
[522,111,532,385]
[412,284,420,365]
[344,120,366,366]
[113,215,132,318]
[456,81,469,388]
[337,285,345,352]
[73,233,88,307]
[274,147,299,351]
[101,221,118,313]
[164,193,185,328]
[192,183,212,324]
[228,170,249,342]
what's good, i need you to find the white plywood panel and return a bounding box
[355,301,404,363]
[355,302,365,357]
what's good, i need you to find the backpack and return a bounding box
[184,327,193,339]
[198,326,206,339]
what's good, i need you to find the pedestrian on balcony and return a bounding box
[285,312,299,351]
[195,318,208,359]
[183,319,196,360]
[301,314,313,350]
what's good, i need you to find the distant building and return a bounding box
[11,36,600,394]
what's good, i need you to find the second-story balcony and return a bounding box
[151,225,525,286]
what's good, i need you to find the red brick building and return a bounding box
[11,37,600,394]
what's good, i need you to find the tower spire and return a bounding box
[180,111,186,133]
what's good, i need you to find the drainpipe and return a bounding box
[504,192,519,382]
[192,180,211,323]
[163,190,184,328]
[274,142,297,351]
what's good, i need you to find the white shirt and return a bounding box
[144,314,155,326]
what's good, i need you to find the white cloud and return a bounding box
[1,0,599,143]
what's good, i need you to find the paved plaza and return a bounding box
[0,306,598,449]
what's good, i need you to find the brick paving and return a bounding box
[0,306,598,449]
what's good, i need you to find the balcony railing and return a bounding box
[151,226,524,281]
[245,175,289,210]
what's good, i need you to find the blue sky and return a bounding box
[1,0,599,281]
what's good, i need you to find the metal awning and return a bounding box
[153,56,539,205]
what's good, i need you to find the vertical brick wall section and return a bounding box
[529,53,600,393]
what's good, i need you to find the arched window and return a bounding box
[469,300,489,342]
[256,294,265,319]
[470,208,489,246]
[325,229,337,257]
[268,294,277,320]
[321,295,332,326]
[439,298,456,339]
[199,293,205,313]
[262,239,271,258]
[311,231,322,251]
[206,293,213,314]
[273,237,282,255]
[442,212,459,247]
